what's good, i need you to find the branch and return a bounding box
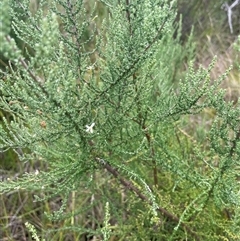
[96,158,200,241]
[5,36,44,86]
[222,0,240,33]
[4,35,84,137]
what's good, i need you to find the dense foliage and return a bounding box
[0,0,239,240]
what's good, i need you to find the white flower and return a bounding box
[85,122,95,133]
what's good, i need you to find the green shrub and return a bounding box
[0,0,239,240]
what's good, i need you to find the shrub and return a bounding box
[0,0,239,240]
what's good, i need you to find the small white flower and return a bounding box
[85,122,95,133]
[35,169,39,175]
[86,65,95,71]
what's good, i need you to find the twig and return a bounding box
[125,0,132,36]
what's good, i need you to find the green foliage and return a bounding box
[0,0,239,240]
[25,221,45,241]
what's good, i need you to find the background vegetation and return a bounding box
[0,0,240,240]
